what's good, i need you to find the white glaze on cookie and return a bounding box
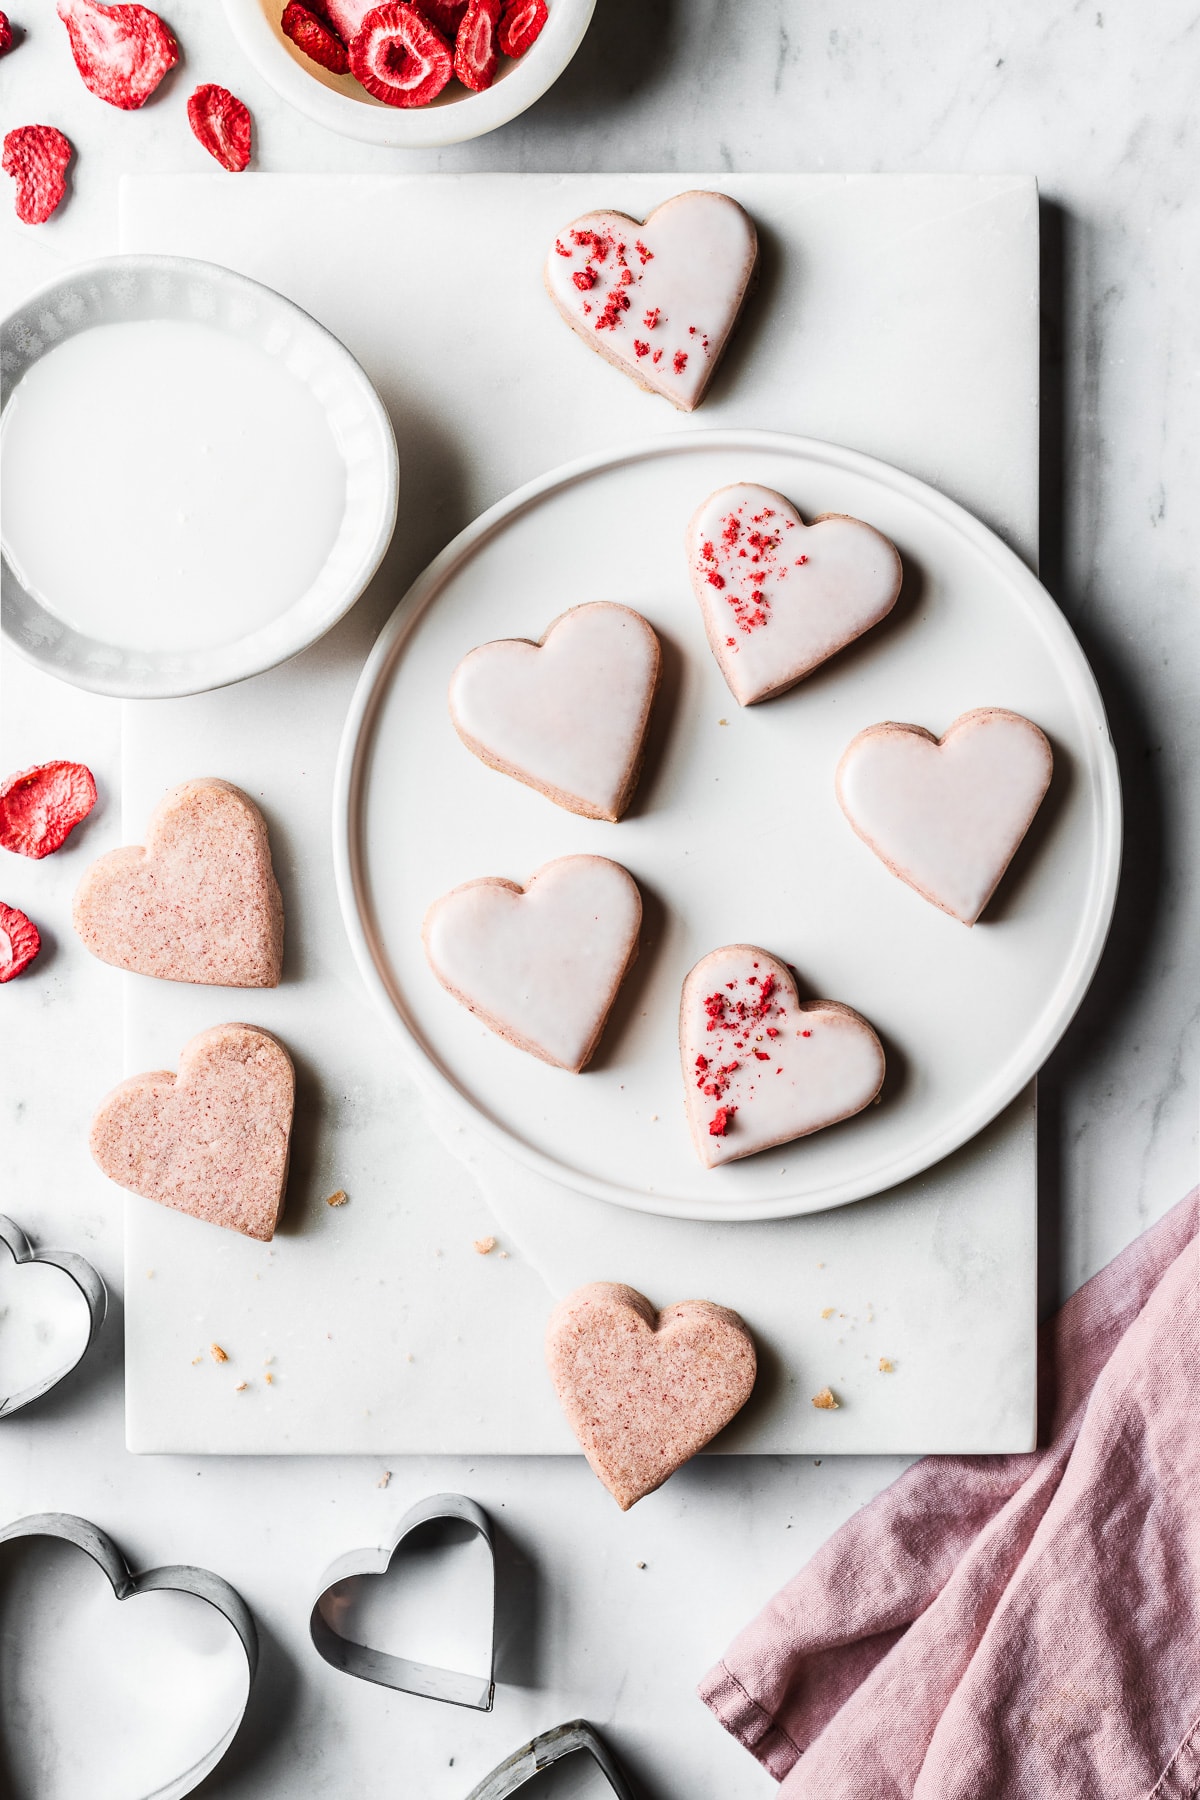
[544,191,758,412]
[449,604,662,821]
[679,945,885,1169]
[686,483,903,705]
[836,708,1054,926]
[422,854,642,1071]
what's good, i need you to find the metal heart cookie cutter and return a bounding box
[0,1511,258,1798]
[0,1213,107,1416]
[465,1719,639,1799]
[310,1491,495,1709]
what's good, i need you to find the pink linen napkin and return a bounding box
[700,1188,1200,1798]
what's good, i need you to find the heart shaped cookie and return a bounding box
[545,1282,757,1509]
[544,190,758,412]
[423,855,641,1072]
[73,777,283,987]
[686,483,903,705]
[89,1023,294,1241]
[680,946,886,1168]
[836,708,1054,925]
[449,604,661,821]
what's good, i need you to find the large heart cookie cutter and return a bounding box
[0,1511,258,1798]
[465,1719,638,1799]
[0,1214,107,1417]
[310,1491,495,1709]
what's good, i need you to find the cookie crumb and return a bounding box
[264,1355,275,1366]
[879,1357,895,1373]
[635,1560,647,1569]
[146,1268,154,1278]
[473,1235,497,1255]
[820,1306,835,1320]
[190,1354,202,1366]
[718,718,728,726]
[234,1381,248,1392]
[326,1189,348,1207]
[210,1344,228,1364]
[377,1470,392,1489]
[811,1386,839,1411]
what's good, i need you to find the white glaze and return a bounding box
[686,483,902,705]
[448,603,661,821]
[836,708,1054,925]
[422,854,642,1072]
[679,946,885,1170]
[544,192,758,411]
[0,319,347,655]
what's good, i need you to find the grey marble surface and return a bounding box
[1,3,1197,1795]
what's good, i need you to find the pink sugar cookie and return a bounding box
[89,1022,294,1241]
[545,1282,757,1509]
[680,946,886,1169]
[836,708,1054,925]
[544,191,758,412]
[73,777,283,987]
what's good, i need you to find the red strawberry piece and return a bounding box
[0,903,41,983]
[187,83,252,170]
[56,0,177,109]
[2,126,73,225]
[348,3,452,106]
[0,13,13,54]
[453,0,499,90]
[412,0,466,35]
[281,0,349,72]
[0,762,97,858]
[319,0,376,40]
[498,0,545,58]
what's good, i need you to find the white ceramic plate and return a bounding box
[221,0,596,148]
[0,255,397,699]
[334,431,1121,1220]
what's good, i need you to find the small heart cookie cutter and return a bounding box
[464,1719,638,1799]
[0,1214,107,1417]
[0,1511,258,1798]
[310,1491,495,1709]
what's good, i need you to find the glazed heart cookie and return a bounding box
[89,1023,295,1241]
[686,483,903,705]
[680,946,886,1169]
[545,1282,757,1509]
[836,708,1054,925]
[73,778,283,987]
[449,603,662,821]
[423,854,642,1072]
[544,191,758,412]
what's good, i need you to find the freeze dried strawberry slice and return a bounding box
[3,126,72,225]
[498,0,545,58]
[348,3,452,106]
[412,0,466,35]
[453,0,498,90]
[0,762,97,858]
[0,13,13,55]
[56,0,177,109]
[281,1,349,72]
[187,83,252,170]
[0,904,41,983]
[319,0,375,41]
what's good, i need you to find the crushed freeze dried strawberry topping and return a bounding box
[187,83,252,171]
[349,2,453,106]
[572,267,595,291]
[3,126,72,224]
[673,350,688,373]
[695,970,788,1110]
[699,500,803,635]
[498,0,545,58]
[643,307,661,329]
[0,762,97,858]
[634,339,650,357]
[281,1,350,73]
[56,0,178,109]
[0,902,40,983]
[709,1105,736,1138]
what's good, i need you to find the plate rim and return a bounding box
[0,252,399,700]
[332,428,1122,1220]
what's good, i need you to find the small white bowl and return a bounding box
[220,0,596,147]
[0,255,398,700]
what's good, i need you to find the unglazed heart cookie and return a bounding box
[836,708,1054,926]
[89,1023,294,1241]
[544,191,758,412]
[680,946,885,1169]
[423,854,642,1071]
[686,483,903,705]
[545,1282,757,1509]
[73,777,283,987]
[448,604,662,821]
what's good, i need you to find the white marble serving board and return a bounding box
[118,172,1039,1455]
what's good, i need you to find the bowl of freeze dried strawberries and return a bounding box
[223,0,595,145]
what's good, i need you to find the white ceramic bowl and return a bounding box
[0,254,398,700]
[221,0,596,147]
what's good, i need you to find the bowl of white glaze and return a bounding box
[220,0,595,147]
[0,255,398,699]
